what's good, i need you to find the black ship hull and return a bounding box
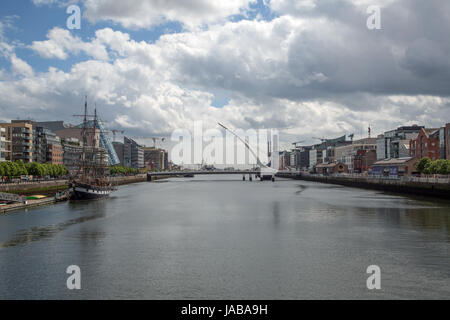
[70,184,113,200]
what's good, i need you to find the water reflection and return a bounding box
[0,201,107,248]
[295,184,308,195]
[272,202,280,227]
[0,176,449,299]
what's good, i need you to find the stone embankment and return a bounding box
[0,174,150,214]
[277,172,450,199]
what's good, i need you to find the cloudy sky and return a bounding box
[0,0,449,147]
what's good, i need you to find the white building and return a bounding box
[0,127,9,162]
[309,148,318,168]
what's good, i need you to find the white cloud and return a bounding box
[0,20,16,57]
[32,0,60,5]
[10,54,34,77]
[83,0,256,29]
[1,0,449,149]
[31,0,77,6]
[270,0,396,15]
[30,27,109,60]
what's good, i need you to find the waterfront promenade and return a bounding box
[277,171,450,199]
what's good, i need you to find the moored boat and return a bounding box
[69,98,117,200]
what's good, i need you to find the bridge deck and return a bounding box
[148,171,261,176]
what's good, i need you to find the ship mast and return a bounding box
[93,105,100,180]
[81,96,88,182]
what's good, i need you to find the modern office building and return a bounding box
[34,126,63,165]
[376,125,423,160]
[34,121,67,132]
[112,141,125,166]
[438,123,450,160]
[0,121,34,163]
[124,137,144,169]
[292,146,311,170]
[308,135,351,170]
[62,143,83,175]
[309,147,323,169]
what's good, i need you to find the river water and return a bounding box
[0,175,449,299]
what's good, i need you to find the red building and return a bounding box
[48,144,63,165]
[410,128,440,160]
[353,149,377,173]
[445,123,450,160]
[316,162,348,175]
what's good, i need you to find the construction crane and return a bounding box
[109,129,124,142]
[151,137,165,148]
[128,136,166,148]
[349,133,354,143]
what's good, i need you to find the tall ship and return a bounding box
[69,98,117,200]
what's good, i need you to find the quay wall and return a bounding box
[277,173,450,199]
[147,174,177,182]
[0,175,149,193]
[0,180,69,193]
[0,175,148,215]
[111,174,147,185]
[0,197,58,215]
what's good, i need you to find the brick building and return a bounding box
[334,138,377,173]
[353,149,377,173]
[143,147,167,170]
[410,128,440,160]
[372,157,417,177]
[316,162,348,175]
[48,143,63,165]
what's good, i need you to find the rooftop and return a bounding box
[373,157,415,165]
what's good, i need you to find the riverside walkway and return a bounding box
[277,171,450,199]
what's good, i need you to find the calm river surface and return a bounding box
[0,175,449,299]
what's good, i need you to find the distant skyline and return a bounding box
[0,0,449,146]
